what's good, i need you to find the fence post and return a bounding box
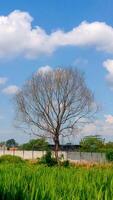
[101,152,103,162]
[103,152,106,164]
[80,150,81,162]
[3,147,5,155]
[67,151,68,160]
[23,150,24,159]
[13,149,15,156]
[91,152,92,162]
[32,150,34,160]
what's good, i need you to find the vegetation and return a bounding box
[105,142,113,151]
[80,135,105,152]
[39,150,69,167]
[39,151,57,166]
[14,68,96,160]
[80,135,113,153]
[19,138,49,151]
[0,155,25,164]
[1,135,113,155]
[0,163,112,199]
[106,150,113,161]
[60,160,70,167]
[6,139,18,149]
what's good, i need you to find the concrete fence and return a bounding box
[67,151,106,163]
[0,149,107,162]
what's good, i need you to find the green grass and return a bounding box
[0,163,113,199]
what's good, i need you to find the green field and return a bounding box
[0,163,113,200]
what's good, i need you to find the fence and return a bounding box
[67,151,106,163]
[0,150,107,162]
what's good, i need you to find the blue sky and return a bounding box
[0,0,113,143]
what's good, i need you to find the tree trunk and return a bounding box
[54,136,59,161]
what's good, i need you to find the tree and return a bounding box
[6,139,18,149]
[80,135,105,152]
[104,142,113,151]
[14,68,96,160]
[20,138,49,151]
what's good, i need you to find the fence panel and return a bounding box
[0,150,107,162]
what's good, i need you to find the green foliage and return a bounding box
[6,139,18,148]
[39,151,57,166]
[60,160,70,167]
[0,155,25,164]
[0,164,112,199]
[106,150,113,161]
[105,142,113,150]
[20,138,49,151]
[80,135,105,152]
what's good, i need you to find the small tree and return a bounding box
[14,68,96,160]
[20,138,49,151]
[80,135,104,152]
[6,139,18,149]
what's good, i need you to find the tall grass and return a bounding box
[0,164,113,199]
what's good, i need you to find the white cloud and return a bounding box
[37,65,53,74]
[2,85,19,95]
[81,123,97,136]
[80,115,113,140]
[104,114,113,124]
[103,59,113,89]
[1,10,113,59]
[0,77,8,84]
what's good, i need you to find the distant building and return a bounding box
[48,144,81,151]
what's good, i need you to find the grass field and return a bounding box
[0,163,113,200]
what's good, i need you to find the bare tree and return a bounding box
[14,68,97,160]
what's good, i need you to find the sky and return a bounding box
[1,0,113,143]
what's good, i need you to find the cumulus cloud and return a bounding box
[0,77,8,84]
[81,115,113,140]
[2,85,19,95]
[104,114,113,124]
[103,59,113,89]
[1,10,113,59]
[37,65,53,74]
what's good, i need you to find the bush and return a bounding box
[0,155,25,164]
[39,151,57,166]
[60,160,70,167]
[62,160,70,167]
[106,150,113,161]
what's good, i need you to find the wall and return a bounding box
[0,150,107,162]
[67,151,106,163]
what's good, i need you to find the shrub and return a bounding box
[59,153,64,161]
[106,150,113,161]
[39,151,57,166]
[0,155,25,164]
[60,160,70,167]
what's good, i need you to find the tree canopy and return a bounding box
[6,139,18,148]
[80,135,105,152]
[20,138,49,151]
[14,67,96,160]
